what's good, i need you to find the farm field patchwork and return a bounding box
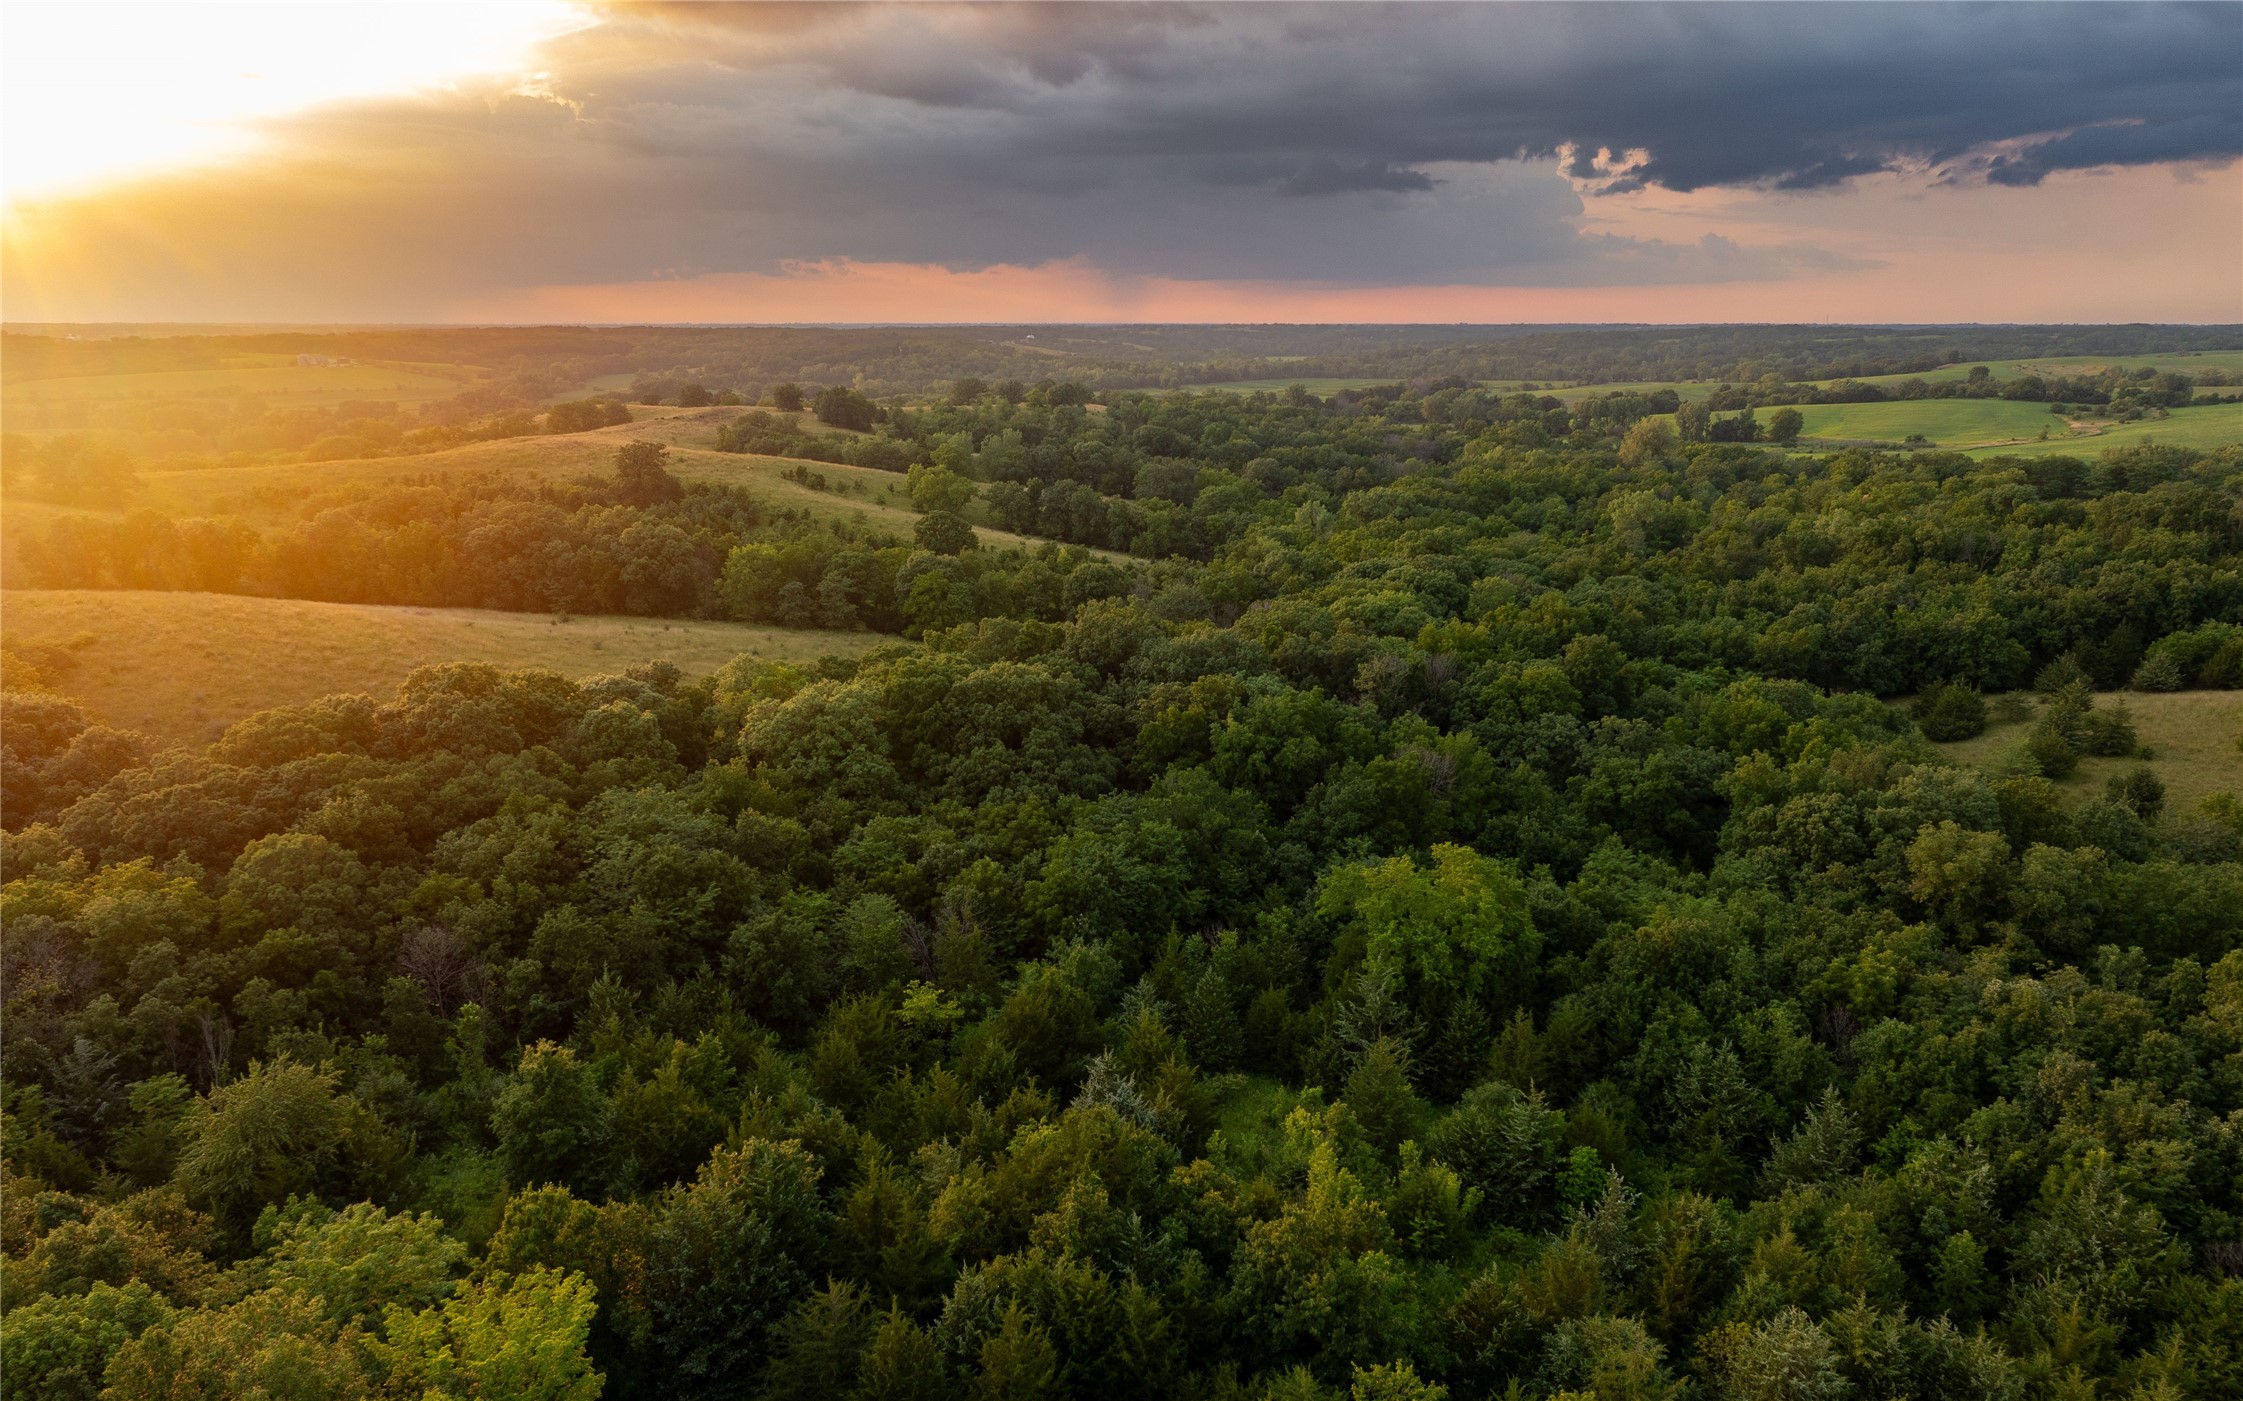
[1,589,885,748]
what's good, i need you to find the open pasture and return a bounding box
[1792,397,2069,447]
[3,359,483,433]
[34,410,1108,557]
[1927,689,2243,818]
[1,589,885,748]
[1967,401,2243,458]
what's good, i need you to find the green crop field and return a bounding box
[2,358,484,433]
[1,589,885,748]
[1927,689,2243,818]
[1792,398,2070,447]
[1967,401,2243,458]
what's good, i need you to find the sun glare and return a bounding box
[1,0,586,206]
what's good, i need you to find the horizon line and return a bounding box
[9,320,2243,333]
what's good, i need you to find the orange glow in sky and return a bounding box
[1,1,582,203]
[453,166,2243,326]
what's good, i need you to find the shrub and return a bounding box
[2033,654,2088,693]
[2201,639,2243,689]
[2077,704,2139,757]
[2076,799,2152,861]
[1914,681,1987,741]
[2130,650,2185,692]
[913,512,976,556]
[2106,766,2167,822]
[814,387,878,432]
[2080,625,2146,689]
[2024,724,2078,779]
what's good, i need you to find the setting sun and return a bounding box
[2,0,581,204]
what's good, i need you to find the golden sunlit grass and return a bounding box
[2,360,485,433]
[78,408,1123,557]
[1927,689,2243,817]
[1,589,885,749]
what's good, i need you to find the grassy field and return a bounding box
[1792,398,2071,448]
[3,359,484,432]
[64,409,1117,557]
[1928,689,2243,818]
[1966,401,2243,458]
[1,589,885,748]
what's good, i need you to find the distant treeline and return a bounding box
[1702,364,2233,414]
[1195,324,2243,393]
[9,323,2238,400]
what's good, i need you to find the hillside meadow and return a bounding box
[0,588,882,747]
[2,357,486,434]
[40,407,1114,556]
[1967,400,2243,457]
[1926,688,2243,818]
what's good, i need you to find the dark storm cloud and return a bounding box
[1981,114,2243,187]
[532,0,2237,280]
[633,1,2242,193]
[8,1,2235,318]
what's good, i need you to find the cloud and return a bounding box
[1276,161,1440,198]
[621,1,2240,193]
[2,1,2235,320]
[1980,114,2243,187]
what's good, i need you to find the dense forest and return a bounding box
[7,352,2243,1399]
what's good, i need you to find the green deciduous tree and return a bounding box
[491,1042,613,1197]
[373,1267,605,1401]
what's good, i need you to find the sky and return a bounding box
[3,0,2239,325]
